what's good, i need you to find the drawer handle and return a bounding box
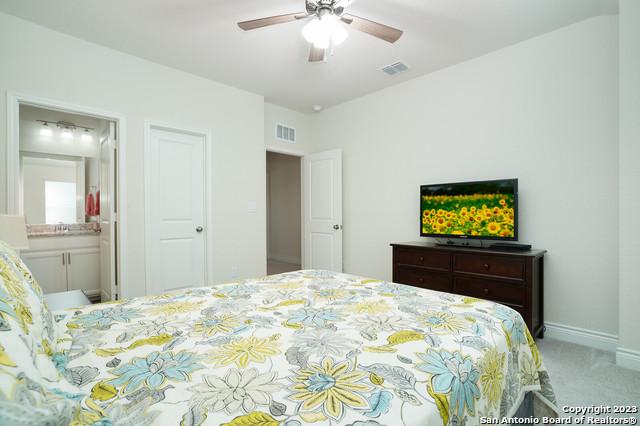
[483,288,489,295]
[419,256,424,262]
[483,263,490,269]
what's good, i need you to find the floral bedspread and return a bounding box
[54,270,558,425]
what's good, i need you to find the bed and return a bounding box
[0,241,559,425]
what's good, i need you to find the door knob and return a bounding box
[196,226,203,233]
[333,224,341,230]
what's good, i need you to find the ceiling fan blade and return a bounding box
[309,45,327,62]
[341,14,403,43]
[238,12,307,31]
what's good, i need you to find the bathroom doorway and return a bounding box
[7,94,124,302]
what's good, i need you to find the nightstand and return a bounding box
[44,289,92,310]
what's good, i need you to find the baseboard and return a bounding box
[267,254,301,265]
[544,321,618,352]
[616,348,640,371]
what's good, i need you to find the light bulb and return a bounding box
[302,19,317,43]
[302,19,329,48]
[82,130,93,142]
[329,21,348,45]
[302,14,348,49]
[40,123,52,137]
[322,14,348,46]
[313,34,330,49]
[61,128,73,139]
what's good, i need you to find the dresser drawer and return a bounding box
[454,254,524,280]
[453,276,525,305]
[394,248,450,271]
[395,267,451,292]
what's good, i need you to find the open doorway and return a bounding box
[266,151,302,275]
[7,94,123,302]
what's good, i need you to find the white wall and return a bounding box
[311,16,619,336]
[618,0,640,364]
[265,103,314,155]
[0,12,266,298]
[267,151,301,264]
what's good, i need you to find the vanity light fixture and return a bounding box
[61,127,73,139]
[36,120,94,141]
[39,122,53,137]
[81,129,93,142]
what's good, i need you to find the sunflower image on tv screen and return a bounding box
[421,181,516,238]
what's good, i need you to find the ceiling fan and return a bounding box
[237,0,403,62]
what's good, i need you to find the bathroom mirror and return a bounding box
[21,154,87,224]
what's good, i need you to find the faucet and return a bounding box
[55,222,69,233]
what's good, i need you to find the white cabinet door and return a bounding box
[21,250,68,294]
[66,248,101,299]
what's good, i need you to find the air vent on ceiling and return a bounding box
[382,61,409,76]
[276,123,296,143]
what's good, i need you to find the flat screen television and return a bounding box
[420,179,518,240]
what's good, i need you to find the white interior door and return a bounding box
[303,149,342,271]
[99,123,117,301]
[148,127,206,295]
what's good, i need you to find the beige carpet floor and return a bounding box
[537,337,640,421]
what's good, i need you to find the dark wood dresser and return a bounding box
[391,242,546,338]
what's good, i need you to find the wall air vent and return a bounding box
[382,61,409,76]
[276,123,296,143]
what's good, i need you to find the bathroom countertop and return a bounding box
[27,229,101,238]
[26,223,101,238]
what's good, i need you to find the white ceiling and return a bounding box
[0,0,617,112]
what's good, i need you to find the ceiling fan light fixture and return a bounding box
[302,14,348,49]
[302,19,327,47]
[237,1,402,63]
[325,14,348,46]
